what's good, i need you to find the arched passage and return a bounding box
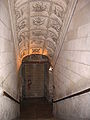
[1,0,90,120]
[19,54,54,119]
[20,54,53,100]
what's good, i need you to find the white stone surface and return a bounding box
[0,96,20,120]
[53,0,90,119]
[0,0,20,119]
[9,0,69,60]
[53,92,90,120]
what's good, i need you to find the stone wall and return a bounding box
[0,0,20,119]
[0,96,20,120]
[46,70,53,102]
[53,0,90,119]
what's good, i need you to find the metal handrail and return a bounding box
[3,91,20,104]
[53,88,90,103]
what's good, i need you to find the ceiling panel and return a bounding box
[10,0,69,61]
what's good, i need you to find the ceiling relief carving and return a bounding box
[32,17,45,26]
[32,48,41,54]
[15,1,29,47]
[31,30,47,40]
[13,0,69,60]
[48,31,58,43]
[30,40,44,48]
[52,4,64,19]
[30,1,50,16]
[32,2,47,12]
[49,19,62,33]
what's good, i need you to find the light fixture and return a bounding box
[49,66,53,71]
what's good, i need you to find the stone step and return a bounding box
[13,98,54,120]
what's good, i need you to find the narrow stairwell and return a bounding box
[14,97,55,120]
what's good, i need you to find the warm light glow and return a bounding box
[16,48,51,70]
[43,49,48,56]
[16,55,22,71]
[19,48,49,60]
[30,48,43,54]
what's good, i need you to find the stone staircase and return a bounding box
[13,97,55,120]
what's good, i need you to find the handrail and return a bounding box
[53,88,90,103]
[3,91,20,104]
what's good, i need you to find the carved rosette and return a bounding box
[14,0,68,59]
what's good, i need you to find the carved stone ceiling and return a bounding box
[10,0,69,61]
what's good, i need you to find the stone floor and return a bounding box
[13,97,54,120]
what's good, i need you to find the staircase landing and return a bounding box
[14,97,54,120]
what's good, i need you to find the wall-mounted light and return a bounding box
[0,87,3,96]
[49,66,53,71]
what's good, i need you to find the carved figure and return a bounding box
[53,6,63,19]
[33,17,45,26]
[33,2,47,12]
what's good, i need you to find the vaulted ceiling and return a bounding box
[9,0,69,61]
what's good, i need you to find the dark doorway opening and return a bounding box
[18,54,54,119]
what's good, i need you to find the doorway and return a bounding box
[20,54,53,100]
[18,54,54,119]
